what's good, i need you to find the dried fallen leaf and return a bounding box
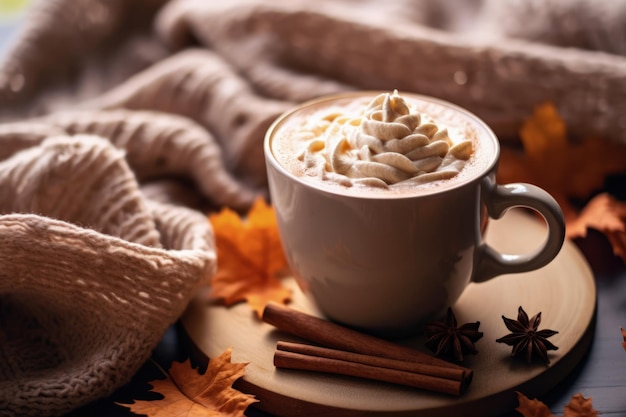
[209,198,291,317]
[498,102,626,260]
[515,392,598,417]
[120,349,257,417]
[515,391,554,417]
[563,393,598,417]
[567,193,626,259]
[621,327,626,352]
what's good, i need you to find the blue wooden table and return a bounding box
[535,267,626,416]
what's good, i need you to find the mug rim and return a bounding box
[264,91,500,200]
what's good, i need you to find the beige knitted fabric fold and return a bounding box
[0,136,216,416]
[154,0,626,142]
[84,49,294,189]
[0,109,260,210]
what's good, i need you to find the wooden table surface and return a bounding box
[59,247,625,417]
[506,264,626,417]
[539,268,626,417]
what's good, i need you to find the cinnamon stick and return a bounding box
[276,341,465,382]
[274,342,464,396]
[262,302,472,384]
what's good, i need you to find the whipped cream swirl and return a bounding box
[299,90,474,188]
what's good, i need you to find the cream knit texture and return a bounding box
[0,136,216,416]
[0,0,625,416]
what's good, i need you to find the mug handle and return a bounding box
[472,176,566,283]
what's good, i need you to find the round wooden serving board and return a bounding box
[182,209,596,417]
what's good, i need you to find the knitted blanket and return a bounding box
[0,0,625,416]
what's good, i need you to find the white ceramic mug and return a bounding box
[264,92,565,336]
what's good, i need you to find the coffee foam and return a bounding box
[269,93,497,197]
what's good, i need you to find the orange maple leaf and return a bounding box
[515,392,598,417]
[621,327,626,352]
[515,391,554,417]
[567,193,626,259]
[120,349,257,417]
[498,102,626,260]
[209,198,291,317]
[562,393,599,417]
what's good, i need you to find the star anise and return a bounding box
[496,306,559,364]
[424,307,483,362]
